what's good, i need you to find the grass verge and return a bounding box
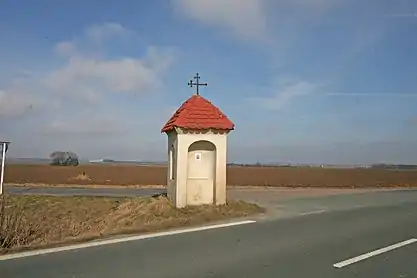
[0,194,264,254]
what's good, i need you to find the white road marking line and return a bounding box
[299,209,326,216]
[333,238,417,268]
[0,220,256,261]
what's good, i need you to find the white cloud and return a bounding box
[43,48,170,101]
[249,79,321,111]
[2,22,176,110]
[171,0,375,115]
[55,22,131,57]
[55,41,76,57]
[171,0,344,43]
[45,116,127,135]
[45,23,176,103]
[171,0,268,40]
[85,22,130,42]
[0,22,177,155]
[0,89,40,117]
[284,0,344,11]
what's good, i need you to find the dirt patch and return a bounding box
[5,164,417,188]
[0,194,264,254]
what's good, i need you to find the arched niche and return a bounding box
[186,140,217,205]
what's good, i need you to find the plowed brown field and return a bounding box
[4,164,417,188]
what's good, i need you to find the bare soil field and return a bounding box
[5,164,417,188]
[0,194,263,254]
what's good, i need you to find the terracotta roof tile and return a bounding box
[161,94,235,133]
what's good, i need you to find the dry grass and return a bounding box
[0,195,37,250]
[5,164,417,188]
[0,194,264,254]
[69,171,91,181]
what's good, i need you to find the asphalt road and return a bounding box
[1,190,417,277]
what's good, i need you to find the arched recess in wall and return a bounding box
[186,140,217,205]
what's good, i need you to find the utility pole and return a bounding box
[0,141,10,195]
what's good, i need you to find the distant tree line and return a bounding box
[227,163,295,168]
[370,164,417,170]
[228,163,417,169]
[50,151,79,166]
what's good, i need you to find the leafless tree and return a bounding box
[50,151,79,166]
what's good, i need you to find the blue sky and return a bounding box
[1,0,416,164]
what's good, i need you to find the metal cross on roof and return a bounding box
[188,73,207,95]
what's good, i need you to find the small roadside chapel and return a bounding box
[161,73,235,208]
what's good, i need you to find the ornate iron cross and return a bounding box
[188,73,207,95]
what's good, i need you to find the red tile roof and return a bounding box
[161,94,235,133]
